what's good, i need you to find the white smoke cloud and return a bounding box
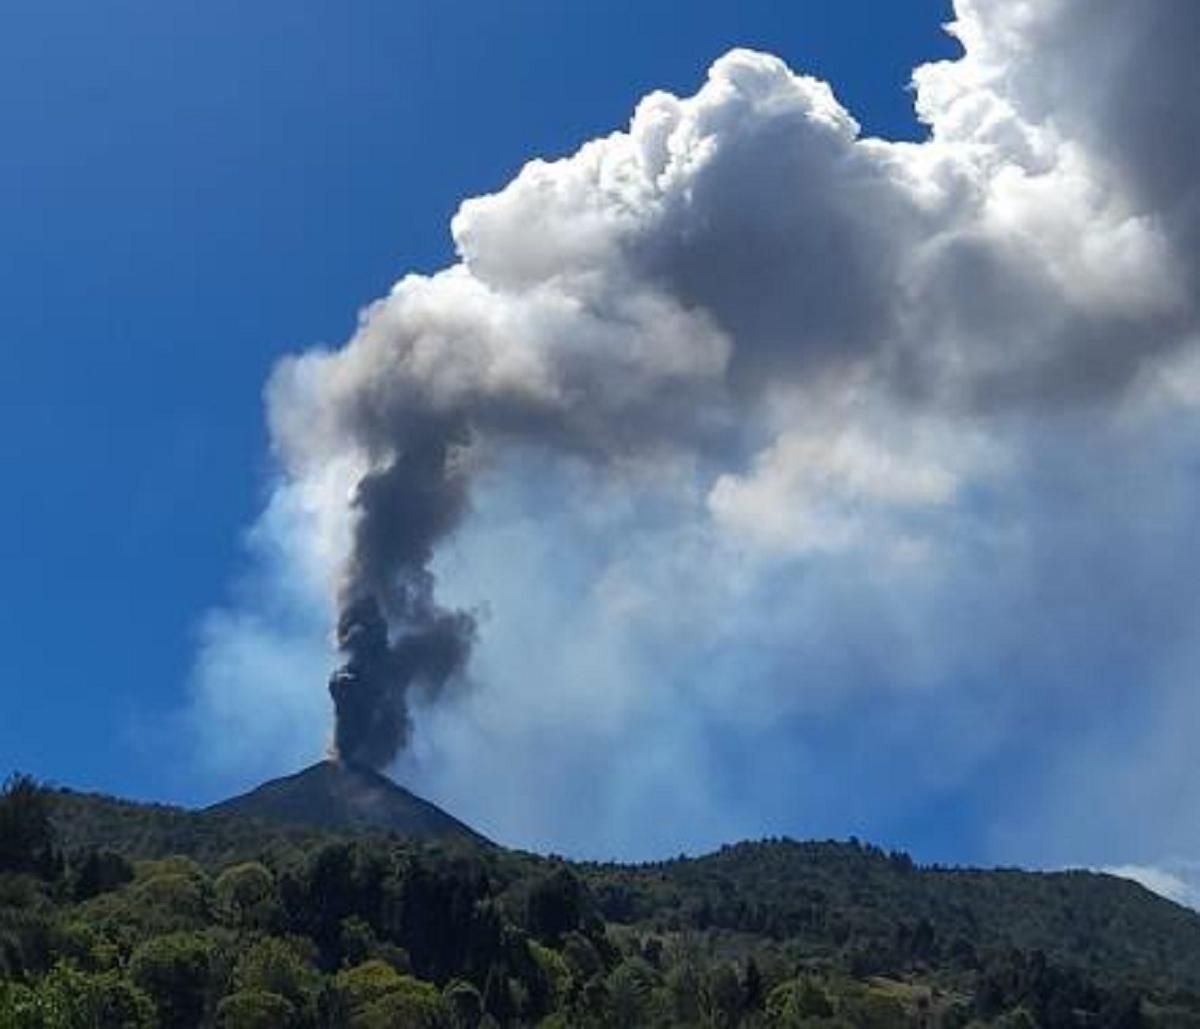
[1103,865,1200,911]
[187,0,1200,865]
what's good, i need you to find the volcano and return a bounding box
[207,760,488,844]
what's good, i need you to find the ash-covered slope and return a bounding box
[206,760,487,844]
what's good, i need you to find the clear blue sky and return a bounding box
[0,1,956,802]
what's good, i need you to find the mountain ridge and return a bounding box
[41,773,1200,995]
[7,771,1198,1024]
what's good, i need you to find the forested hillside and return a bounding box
[4,774,1200,1027]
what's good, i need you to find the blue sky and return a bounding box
[5,0,1200,898]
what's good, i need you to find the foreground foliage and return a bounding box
[2,773,1200,1027]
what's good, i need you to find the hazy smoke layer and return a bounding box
[193,0,1200,870]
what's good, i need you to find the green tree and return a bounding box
[357,982,449,1029]
[766,977,835,1027]
[665,959,704,1026]
[335,959,408,1011]
[526,868,588,946]
[232,936,318,1015]
[0,894,57,979]
[217,989,297,1029]
[743,956,765,1014]
[214,862,280,931]
[796,978,834,1019]
[128,931,218,1029]
[995,1008,1038,1029]
[561,931,604,983]
[528,940,570,1011]
[704,962,745,1029]
[607,956,657,1029]
[0,774,57,879]
[130,873,212,928]
[71,849,134,902]
[335,960,449,1028]
[0,962,154,1029]
[840,990,909,1029]
[0,981,38,1029]
[443,979,484,1029]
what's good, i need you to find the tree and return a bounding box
[335,960,449,1028]
[526,868,588,946]
[0,774,57,879]
[217,989,297,1029]
[214,862,280,931]
[128,932,218,1029]
[742,956,764,1013]
[840,990,909,1029]
[335,959,410,1011]
[607,957,656,1029]
[357,983,449,1029]
[766,977,835,1026]
[127,871,214,935]
[0,962,155,1029]
[0,981,39,1029]
[232,937,319,1015]
[704,962,745,1029]
[71,849,134,902]
[444,979,484,1029]
[665,960,703,1026]
[795,978,834,1019]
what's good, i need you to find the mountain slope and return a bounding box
[580,839,1200,993]
[14,777,1200,1026]
[204,760,488,844]
[39,777,1200,996]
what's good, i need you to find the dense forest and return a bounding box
[3,773,1200,1028]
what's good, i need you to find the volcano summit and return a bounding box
[207,761,487,844]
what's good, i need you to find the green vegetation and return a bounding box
[3,772,1200,1027]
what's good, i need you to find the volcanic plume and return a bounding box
[240,0,1200,799]
[326,436,475,769]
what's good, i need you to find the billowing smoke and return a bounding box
[327,431,476,767]
[265,0,1199,772]
[193,0,1200,867]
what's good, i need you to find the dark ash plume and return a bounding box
[328,432,476,770]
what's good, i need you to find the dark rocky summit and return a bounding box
[206,760,487,844]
